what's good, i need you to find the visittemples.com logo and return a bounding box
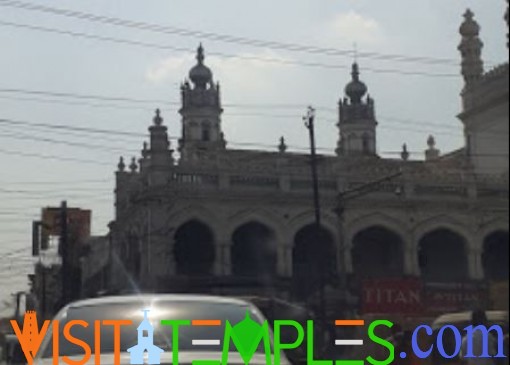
[10,311,507,365]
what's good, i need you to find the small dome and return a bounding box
[189,44,213,89]
[345,63,368,104]
[460,9,480,37]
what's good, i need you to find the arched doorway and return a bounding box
[483,231,509,282]
[174,220,215,275]
[351,226,405,279]
[231,222,277,277]
[293,224,336,299]
[418,229,468,282]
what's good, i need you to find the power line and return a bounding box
[0,147,114,166]
[0,87,323,111]
[0,178,110,185]
[0,131,134,153]
[0,0,468,67]
[0,247,28,257]
[0,94,162,112]
[0,87,483,136]
[0,116,506,160]
[0,86,170,106]
[0,117,145,138]
[0,20,461,79]
[0,186,111,194]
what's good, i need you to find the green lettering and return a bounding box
[273,320,305,365]
[307,321,333,365]
[160,319,191,365]
[221,312,272,365]
[367,320,394,365]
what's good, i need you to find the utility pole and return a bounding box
[304,106,322,228]
[13,291,25,321]
[304,106,327,339]
[59,200,69,307]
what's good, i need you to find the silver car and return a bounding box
[34,295,291,365]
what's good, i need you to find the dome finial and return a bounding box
[352,62,360,81]
[197,43,205,64]
[278,136,287,153]
[189,44,213,89]
[460,9,480,37]
[401,144,410,161]
[345,62,367,104]
[153,109,163,126]
[459,9,484,85]
[118,156,126,172]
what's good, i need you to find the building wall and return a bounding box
[109,156,509,297]
[461,64,510,175]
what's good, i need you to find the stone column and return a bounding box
[222,243,232,276]
[277,244,293,277]
[214,244,224,276]
[339,244,353,275]
[404,247,415,276]
[468,248,484,280]
[285,245,293,277]
[404,235,420,276]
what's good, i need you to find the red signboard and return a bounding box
[42,207,92,239]
[362,278,423,315]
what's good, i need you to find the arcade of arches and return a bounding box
[171,220,509,285]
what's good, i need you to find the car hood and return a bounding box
[35,351,290,365]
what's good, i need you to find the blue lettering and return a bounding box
[412,325,434,359]
[437,325,462,359]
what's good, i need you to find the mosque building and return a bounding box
[108,9,509,315]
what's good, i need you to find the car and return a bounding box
[33,294,292,365]
[428,311,509,365]
[3,334,25,365]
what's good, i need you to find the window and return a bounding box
[362,133,370,154]
[202,122,211,142]
[466,133,473,156]
[202,128,211,142]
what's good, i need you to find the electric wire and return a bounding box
[0,0,470,67]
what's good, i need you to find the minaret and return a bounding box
[148,109,173,185]
[179,44,225,161]
[337,63,378,157]
[506,0,509,48]
[458,9,484,87]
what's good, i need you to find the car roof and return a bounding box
[432,311,509,329]
[66,294,253,310]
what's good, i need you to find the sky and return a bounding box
[0,0,508,315]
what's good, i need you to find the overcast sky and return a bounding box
[0,0,508,314]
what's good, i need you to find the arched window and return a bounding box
[174,220,215,275]
[352,226,404,279]
[418,229,468,282]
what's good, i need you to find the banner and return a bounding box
[423,282,488,314]
[42,207,92,239]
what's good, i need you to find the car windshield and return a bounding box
[41,300,267,358]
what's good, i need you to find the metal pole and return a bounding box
[60,200,68,306]
[304,107,322,228]
[41,268,47,319]
[304,106,327,348]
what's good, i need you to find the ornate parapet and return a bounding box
[461,63,510,116]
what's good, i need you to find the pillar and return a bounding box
[277,244,293,277]
[468,248,484,280]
